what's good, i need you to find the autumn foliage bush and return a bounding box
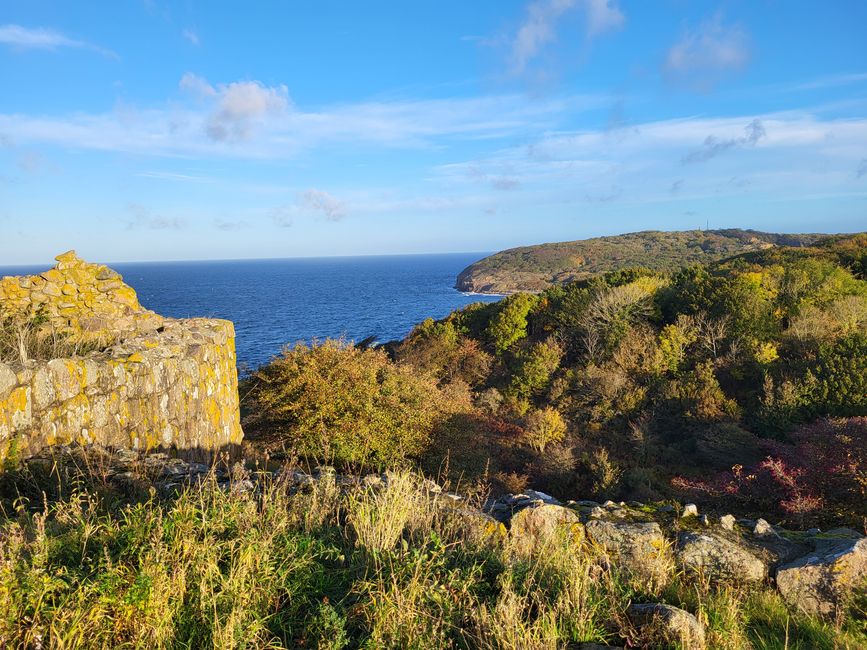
[673,417,867,528]
[243,340,466,469]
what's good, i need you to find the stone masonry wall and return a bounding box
[0,252,243,462]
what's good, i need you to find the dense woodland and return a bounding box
[245,233,867,529]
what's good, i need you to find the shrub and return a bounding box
[673,417,867,527]
[524,407,567,452]
[243,340,454,469]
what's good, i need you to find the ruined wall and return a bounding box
[0,252,243,461]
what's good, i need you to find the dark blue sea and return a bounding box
[0,254,500,371]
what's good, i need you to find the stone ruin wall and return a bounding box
[0,251,243,462]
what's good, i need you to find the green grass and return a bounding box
[0,466,864,649]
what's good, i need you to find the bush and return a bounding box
[524,407,567,452]
[243,340,456,469]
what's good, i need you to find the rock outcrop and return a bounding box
[776,534,867,617]
[676,531,767,583]
[585,520,673,589]
[0,252,243,461]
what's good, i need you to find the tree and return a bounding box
[486,293,539,354]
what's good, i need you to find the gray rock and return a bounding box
[776,536,867,618]
[627,603,706,649]
[586,520,672,588]
[753,518,777,537]
[524,489,560,505]
[719,514,736,531]
[509,503,584,548]
[676,531,767,583]
[682,503,699,518]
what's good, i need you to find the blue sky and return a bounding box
[1,1,865,264]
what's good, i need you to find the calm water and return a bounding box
[0,253,500,370]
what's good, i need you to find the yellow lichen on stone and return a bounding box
[0,254,244,463]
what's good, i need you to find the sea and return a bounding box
[0,253,501,371]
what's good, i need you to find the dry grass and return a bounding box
[0,465,864,649]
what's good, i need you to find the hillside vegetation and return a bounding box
[455,229,832,294]
[246,233,867,530]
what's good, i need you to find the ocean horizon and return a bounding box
[0,252,501,370]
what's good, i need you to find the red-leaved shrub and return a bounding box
[673,417,867,528]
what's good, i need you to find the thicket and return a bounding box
[243,236,867,528]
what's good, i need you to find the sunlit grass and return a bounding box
[0,467,864,648]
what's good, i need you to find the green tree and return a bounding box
[486,293,539,354]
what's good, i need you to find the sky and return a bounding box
[0,1,865,264]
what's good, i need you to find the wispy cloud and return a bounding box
[0,24,117,58]
[214,218,246,231]
[682,119,765,164]
[510,0,624,73]
[136,170,215,183]
[300,189,346,221]
[0,74,600,159]
[433,111,867,212]
[125,203,182,230]
[664,14,749,90]
[779,72,867,93]
[269,205,294,228]
[182,28,200,46]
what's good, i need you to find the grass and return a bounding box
[0,315,115,367]
[0,462,865,649]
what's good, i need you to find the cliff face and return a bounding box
[0,252,243,462]
[456,229,830,294]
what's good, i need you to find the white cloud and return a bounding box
[300,189,346,221]
[664,14,749,89]
[0,77,600,158]
[433,111,867,208]
[511,0,623,73]
[179,74,291,141]
[0,24,117,58]
[125,203,182,230]
[179,72,217,98]
[182,28,200,46]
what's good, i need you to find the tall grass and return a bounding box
[0,315,115,367]
[0,466,864,648]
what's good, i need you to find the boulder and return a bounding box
[445,507,507,544]
[585,520,672,589]
[719,514,736,531]
[509,503,584,549]
[776,536,867,618]
[753,518,777,537]
[627,603,706,650]
[676,531,767,583]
